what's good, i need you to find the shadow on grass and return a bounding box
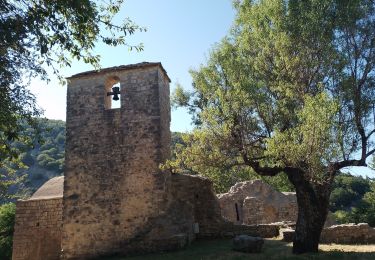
[101,239,375,260]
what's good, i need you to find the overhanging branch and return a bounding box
[332,159,366,171]
[241,153,301,177]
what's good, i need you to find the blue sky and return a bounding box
[30,0,236,132]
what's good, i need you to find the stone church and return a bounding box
[12,63,278,260]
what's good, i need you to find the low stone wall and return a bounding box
[12,198,63,260]
[320,223,375,244]
[220,223,280,238]
[280,223,375,244]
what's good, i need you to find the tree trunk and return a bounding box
[288,174,331,254]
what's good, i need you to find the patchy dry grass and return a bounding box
[102,238,375,260]
[319,243,375,253]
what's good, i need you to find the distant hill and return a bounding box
[5,119,66,198]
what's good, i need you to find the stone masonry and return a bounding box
[218,180,336,227]
[217,180,298,225]
[320,223,375,244]
[13,174,281,260]
[12,177,64,260]
[280,223,375,244]
[12,63,280,260]
[61,62,173,258]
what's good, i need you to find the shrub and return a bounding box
[333,210,352,224]
[0,203,16,260]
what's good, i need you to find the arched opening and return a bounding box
[105,76,121,109]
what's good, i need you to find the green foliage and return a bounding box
[0,161,27,203]
[0,203,15,260]
[169,0,375,189]
[0,119,65,201]
[0,0,145,166]
[169,1,375,251]
[172,84,191,108]
[330,187,357,211]
[266,93,340,179]
[330,173,371,211]
[333,210,352,224]
[361,186,375,226]
[330,174,375,226]
[166,131,293,193]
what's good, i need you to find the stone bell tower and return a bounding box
[62,62,171,259]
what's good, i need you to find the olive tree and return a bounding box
[171,0,375,253]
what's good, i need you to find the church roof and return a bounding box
[67,62,171,82]
[29,176,64,200]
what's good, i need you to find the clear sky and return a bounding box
[29,0,236,132]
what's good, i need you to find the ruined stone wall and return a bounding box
[218,180,336,228]
[169,174,280,239]
[218,180,298,225]
[320,223,375,244]
[169,174,224,238]
[281,223,375,244]
[242,197,264,224]
[62,63,171,259]
[12,198,62,260]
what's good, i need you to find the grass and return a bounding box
[101,238,375,260]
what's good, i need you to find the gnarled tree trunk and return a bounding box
[288,173,331,254]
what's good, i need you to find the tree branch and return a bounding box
[366,128,375,140]
[241,153,302,177]
[332,159,366,171]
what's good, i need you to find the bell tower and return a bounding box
[62,62,171,259]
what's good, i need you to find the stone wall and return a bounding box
[11,175,281,260]
[169,174,225,239]
[169,174,280,239]
[12,198,62,260]
[218,180,298,225]
[281,223,375,244]
[217,180,337,227]
[62,63,172,259]
[320,223,375,244]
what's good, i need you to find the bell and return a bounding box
[106,86,121,101]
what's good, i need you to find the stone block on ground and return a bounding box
[280,228,295,242]
[232,235,264,253]
[168,233,189,250]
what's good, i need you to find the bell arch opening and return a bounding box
[105,76,121,109]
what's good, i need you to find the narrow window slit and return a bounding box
[235,203,240,221]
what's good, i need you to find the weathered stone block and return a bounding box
[232,235,264,253]
[280,228,295,242]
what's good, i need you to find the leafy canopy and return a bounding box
[171,2,375,251]
[171,0,375,184]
